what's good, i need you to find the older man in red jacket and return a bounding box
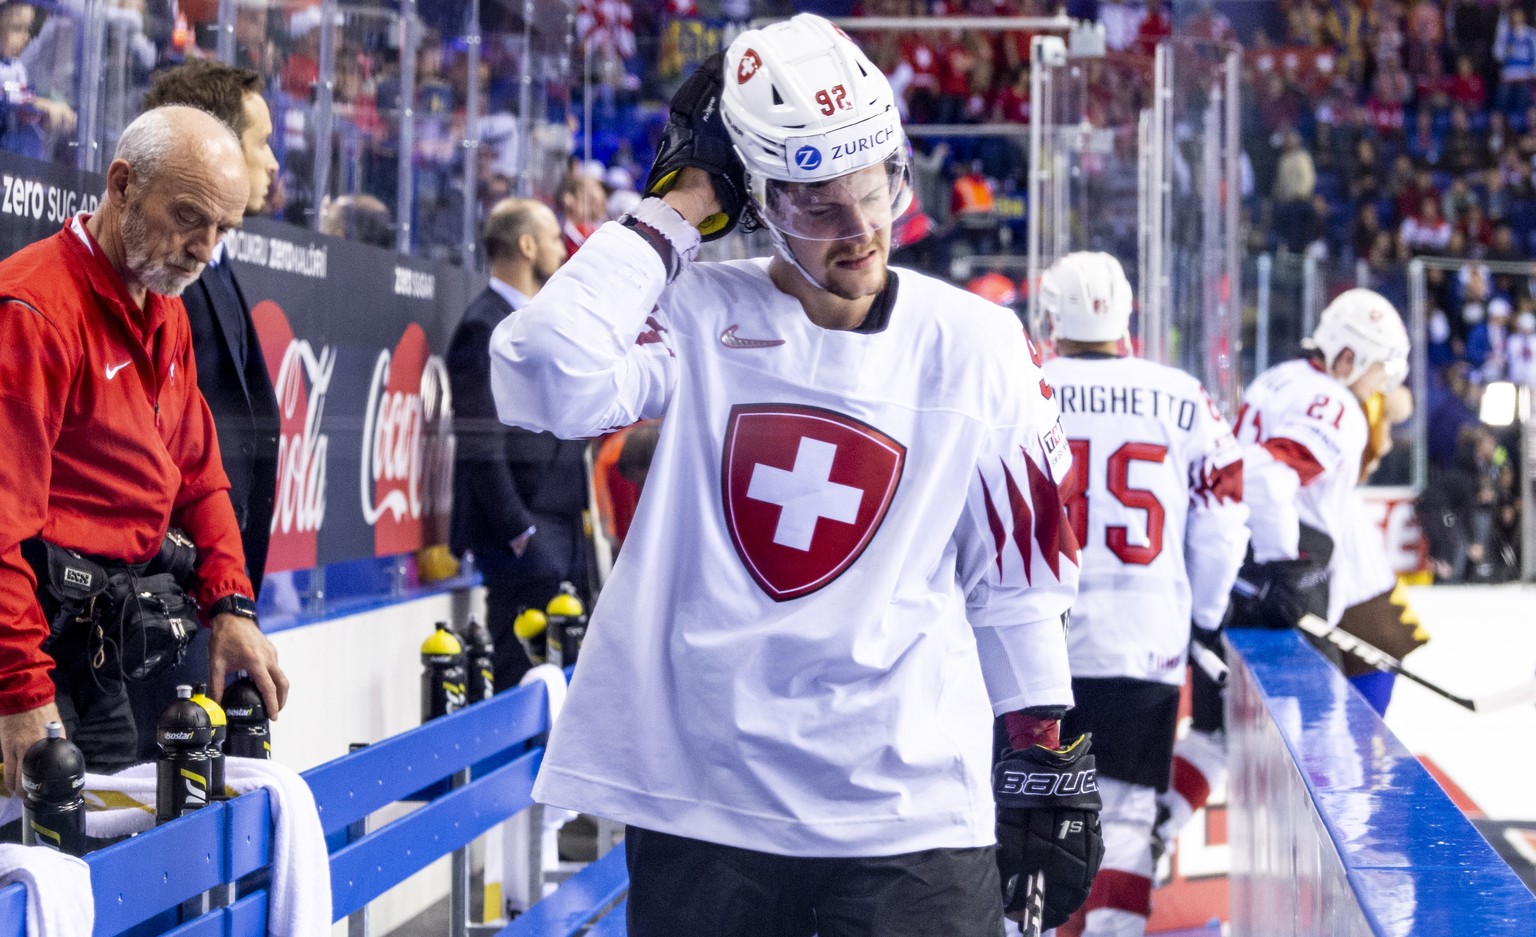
[0,105,289,793]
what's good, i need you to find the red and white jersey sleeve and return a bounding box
[1041,356,1248,684]
[493,222,1079,859]
[1235,359,1367,565]
[954,337,1079,715]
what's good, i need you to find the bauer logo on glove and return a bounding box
[994,733,1106,930]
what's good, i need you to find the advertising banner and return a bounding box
[0,151,480,575]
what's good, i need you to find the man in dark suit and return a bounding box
[448,198,589,689]
[131,61,281,754]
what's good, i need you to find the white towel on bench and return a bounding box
[0,842,93,937]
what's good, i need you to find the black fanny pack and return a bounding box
[23,532,199,683]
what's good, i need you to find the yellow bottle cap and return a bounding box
[514,608,548,640]
[546,592,583,617]
[421,623,463,656]
[190,689,227,727]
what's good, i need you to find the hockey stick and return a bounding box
[1296,614,1536,713]
[1005,869,1045,937]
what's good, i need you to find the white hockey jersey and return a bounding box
[1236,358,1376,624]
[1043,355,1248,685]
[489,222,1079,857]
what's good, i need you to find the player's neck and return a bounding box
[768,255,878,331]
[1057,338,1122,357]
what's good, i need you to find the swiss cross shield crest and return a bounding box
[721,404,905,601]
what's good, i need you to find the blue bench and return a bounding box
[0,677,628,937]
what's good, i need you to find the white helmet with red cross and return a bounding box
[1306,288,1411,388]
[720,13,912,242]
[1038,251,1134,343]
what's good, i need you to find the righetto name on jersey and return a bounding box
[1056,382,1199,430]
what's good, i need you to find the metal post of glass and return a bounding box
[396,0,418,254]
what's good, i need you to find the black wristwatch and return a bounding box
[209,593,258,622]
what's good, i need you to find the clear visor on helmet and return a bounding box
[758,151,913,242]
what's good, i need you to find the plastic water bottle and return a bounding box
[514,607,548,664]
[464,616,495,702]
[156,685,214,823]
[21,722,86,855]
[190,683,228,800]
[222,673,271,759]
[421,621,466,721]
[545,584,587,670]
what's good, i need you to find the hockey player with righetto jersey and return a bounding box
[1038,253,1249,936]
[489,14,1101,936]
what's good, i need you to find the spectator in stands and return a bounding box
[556,168,607,254]
[1351,201,1383,261]
[1396,163,1439,222]
[1460,202,1494,252]
[1346,137,1382,203]
[1443,175,1478,227]
[1412,47,1452,112]
[1508,310,1536,386]
[1428,307,1457,368]
[1365,65,1408,141]
[1405,0,1443,73]
[1401,195,1453,252]
[133,59,282,759]
[0,106,288,792]
[1447,0,1497,71]
[1495,5,1536,115]
[1449,53,1488,109]
[1442,106,1482,174]
[1133,0,1171,57]
[948,158,999,258]
[1406,108,1442,166]
[0,0,75,159]
[447,197,586,691]
[1272,128,1317,252]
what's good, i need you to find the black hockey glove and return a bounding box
[1229,523,1332,630]
[994,734,1104,930]
[644,52,752,241]
[1229,556,1330,630]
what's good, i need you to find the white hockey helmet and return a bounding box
[1305,288,1410,388]
[1038,252,1134,343]
[720,14,912,242]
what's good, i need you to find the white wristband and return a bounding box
[619,196,702,280]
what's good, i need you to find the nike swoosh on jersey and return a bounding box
[105,361,131,380]
[719,325,785,349]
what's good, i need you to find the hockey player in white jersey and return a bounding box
[1038,253,1249,936]
[1157,289,1423,858]
[489,15,1101,936]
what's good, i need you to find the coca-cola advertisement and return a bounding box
[235,216,473,573]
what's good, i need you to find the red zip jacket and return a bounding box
[0,217,253,716]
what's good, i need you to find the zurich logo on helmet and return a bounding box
[794,146,823,171]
